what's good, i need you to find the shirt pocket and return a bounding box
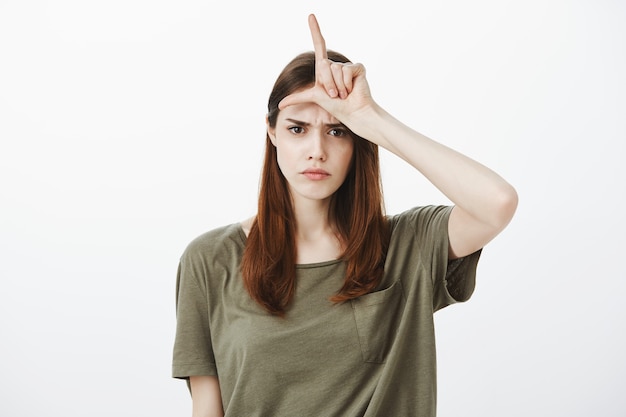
[350,279,406,363]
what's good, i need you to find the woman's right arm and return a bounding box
[190,376,224,417]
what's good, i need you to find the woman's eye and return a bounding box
[328,128,346,137]
[288,126,304,134]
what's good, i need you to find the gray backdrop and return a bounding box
[1,0,624,415]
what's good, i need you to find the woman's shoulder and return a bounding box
[387,205,452,230]
[181,221,247,262]
[384,205,454,253]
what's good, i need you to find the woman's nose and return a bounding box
[308,132,327,161]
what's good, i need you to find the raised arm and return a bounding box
[358,110,518,258]
[280,14,518,258]
[190,376,223,417]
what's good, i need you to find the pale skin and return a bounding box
[189,14,518,416]
[266,101,356,264]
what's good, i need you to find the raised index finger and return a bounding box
[308,14,328,61]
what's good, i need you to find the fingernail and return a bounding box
[329,89,337,97]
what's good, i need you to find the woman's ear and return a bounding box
[266,114,277,146]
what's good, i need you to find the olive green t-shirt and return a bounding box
[172,205,481,416]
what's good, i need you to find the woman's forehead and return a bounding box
[278,103,340,125]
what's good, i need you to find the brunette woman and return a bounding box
[172,14,517,417]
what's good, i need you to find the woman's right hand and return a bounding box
[279,14,381,142]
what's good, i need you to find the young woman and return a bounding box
[172,14,518,417]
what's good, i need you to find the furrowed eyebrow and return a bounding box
[285,118,310,126]
[285,118,345,129]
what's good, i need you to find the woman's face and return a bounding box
[268,102,354,206]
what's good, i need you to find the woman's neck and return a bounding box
[292,198,343,264]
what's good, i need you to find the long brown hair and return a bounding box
[241,51,389,316]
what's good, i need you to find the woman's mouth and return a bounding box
[302,168,330,180]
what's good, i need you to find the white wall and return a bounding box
[1,1,624,415]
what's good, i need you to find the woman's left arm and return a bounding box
[352,104,518,259]
[281,14,518,258]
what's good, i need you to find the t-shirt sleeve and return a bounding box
[171,252,218,381]
[390,205,482,311]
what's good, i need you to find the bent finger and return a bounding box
[345,63,367,93]
[317,58,339,98]
[342,65,354,94]
[330,62,348,99]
